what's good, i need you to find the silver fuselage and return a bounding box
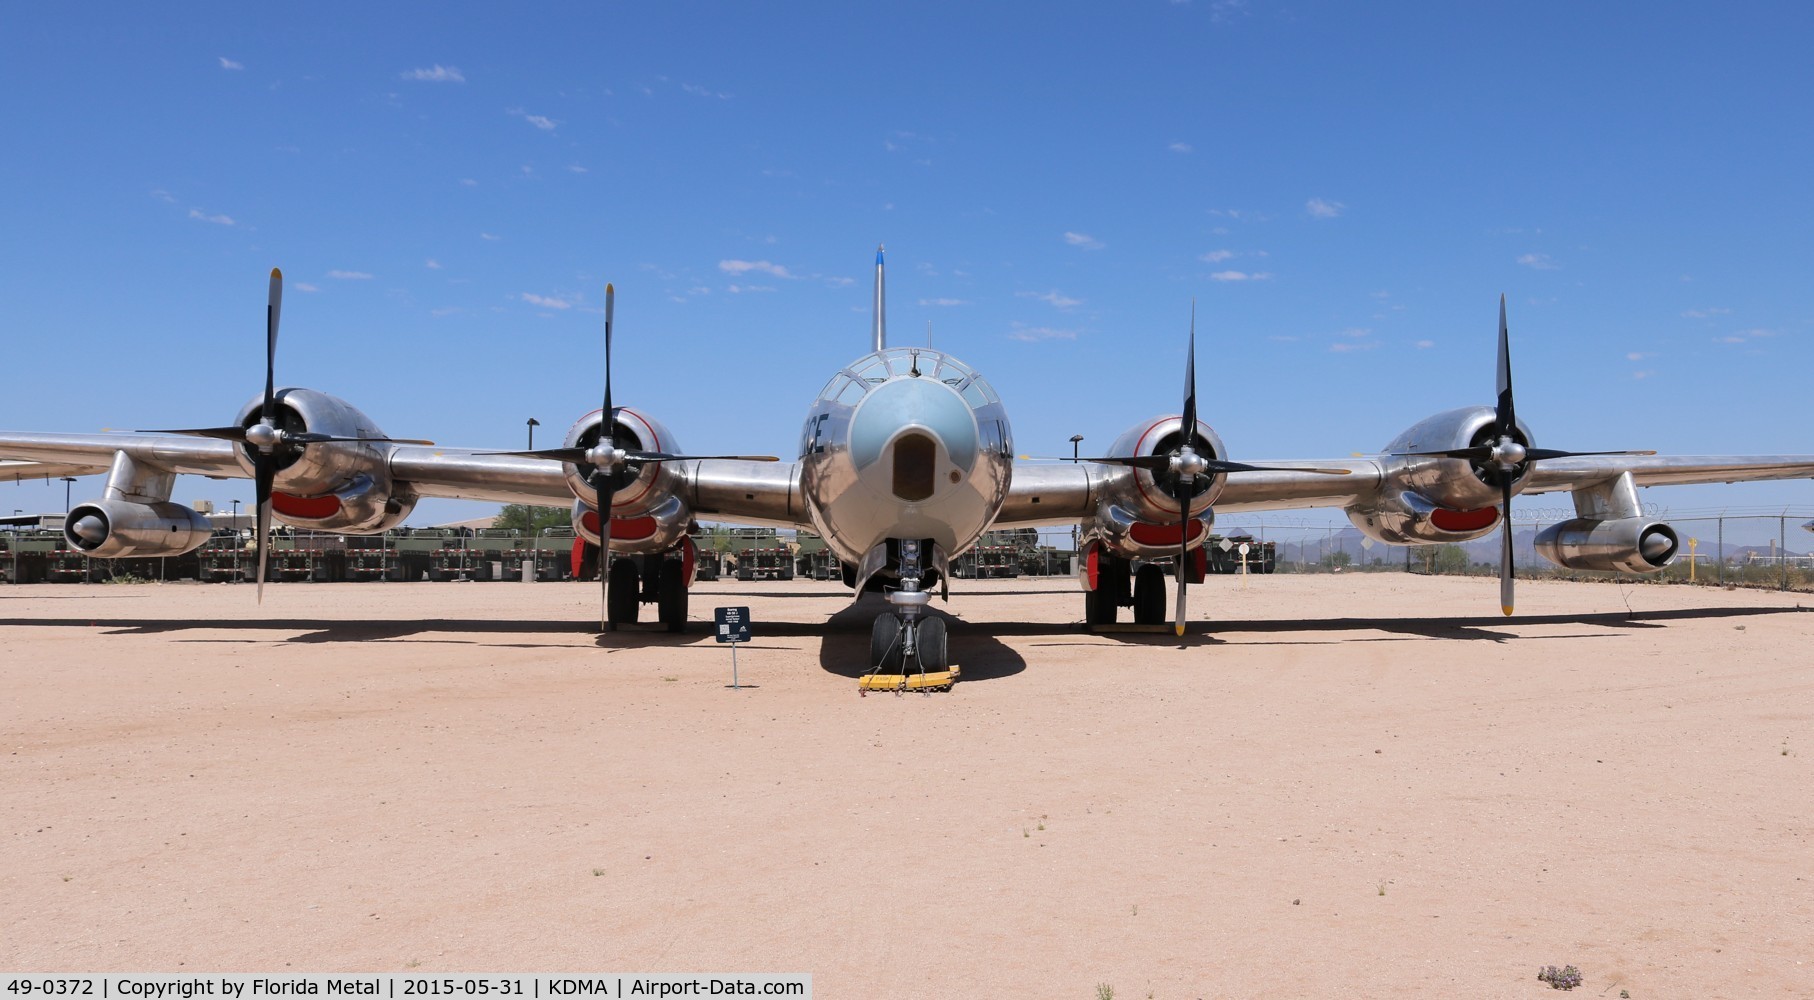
[798,347,1013,566]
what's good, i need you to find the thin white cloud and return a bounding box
[430,307,462,317]
[293,283,320,293]
[1714,335,1747,344]
[1415,339,1435,349]
[1681,307,1730,319]
[328,270,373,280]
[1007,324,1078,342]
[1168,142,1193,154]
[480,232,500,241]
[150,188,176,203]
[1632,370,1657,380]
[219,57,244,71]
[1517,253,1558,270]
[1063,231,1104,250]
[1306,197,1344,219]
[1020,290,1081,309]
[525,115,557,131]
[918,298,969,307]
[425,259,443,270]
[402,65,465,83]
[681,83,731,99]
[460,178,478,187]
[1339,327,1371,338]
[1329,341,1377,353]
[718,259,794,278]
[521,292,572,309]
[567,165,588,174]
[1210,270,1271,282]
[1625,351,1653,361]
[726,284,776,294]
[1200,250,1235,263]
[187,208,235,226]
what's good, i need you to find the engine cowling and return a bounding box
[569,495,691,556]
[1087,415,1224,560]
[228,389,414,532]
[1378,406,1537,512]
[1347,489,1502,545]
[1534,517,1679,573]
[64,499,212,558]
[560,406,686,518]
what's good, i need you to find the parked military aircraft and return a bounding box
[4,249,1813,673]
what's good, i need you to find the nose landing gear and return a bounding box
[860,539,959,693]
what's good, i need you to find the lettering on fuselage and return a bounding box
[799,411,831,457]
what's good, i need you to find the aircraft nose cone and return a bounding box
[71,515,107,543]
[849,377,978,474]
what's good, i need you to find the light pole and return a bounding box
[60,476,77,514]
[230,500,241,583]
[527,417,540,450]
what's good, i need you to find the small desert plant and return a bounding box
[1538,965,1582,990]
[1095,985,1114,1000]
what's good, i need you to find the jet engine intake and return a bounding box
[64,499,212,559]
[1533,517,1679,574]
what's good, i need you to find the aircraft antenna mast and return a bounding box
[872,244,887,352]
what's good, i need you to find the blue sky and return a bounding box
[3,1,1811,528]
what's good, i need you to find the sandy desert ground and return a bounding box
[2,573,1811,998]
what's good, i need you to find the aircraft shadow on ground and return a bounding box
[0,603,1797,659]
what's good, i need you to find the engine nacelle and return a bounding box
[64,499,212,559]
[1347,489,1502,545]
[270,473,418,533]
[1084,415,1224,560]
[1380,406,1537,511]
[1534,517,1679,574]
[231,388,393,497]
[570,495,692,556]
[560,406,685,518]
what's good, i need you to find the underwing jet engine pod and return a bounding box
[1533,517,1679,573]
[64,499,212,559]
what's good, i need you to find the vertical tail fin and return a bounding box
[872,244,887,353]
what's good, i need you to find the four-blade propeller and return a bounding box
[140,269,431,602]
[1391,296,1653,616]
[1060,304,1350,636]
[488,285,778,631]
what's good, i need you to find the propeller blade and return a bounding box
[602,283,614,441]
[1204,460,1351,476]
[138,426,250,441]
[264,268,282,430]
[1181,301,1198,439]
[1174,477,1190,638]
[1522,447,1656,461]
[253,456,274,605]
[1499,476,1514,616]
[1495,293,1514,437]
[627,451,782,463]
[288,433,437,446]
[596,471,615,632]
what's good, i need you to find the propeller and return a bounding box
[492,285,778,631]
[1053,305,1350,636]
[1393,296,1652,616]
[139,269,433,602]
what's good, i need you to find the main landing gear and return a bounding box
[602,553,688,633]
[862,539,958,693]
[1085,553,1180,628]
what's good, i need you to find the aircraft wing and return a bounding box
[992,459,1388,526]
[2,458,113,484]
[1520,455,1814,493]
